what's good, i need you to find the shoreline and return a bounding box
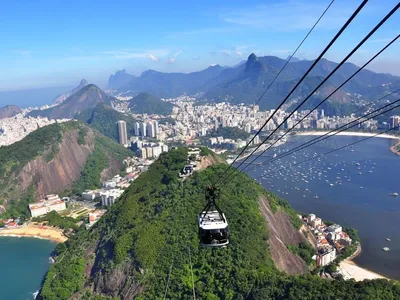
[296,130,400,140]
[0,225,67,243]
[338,244,390,281]
[390,141,400,156]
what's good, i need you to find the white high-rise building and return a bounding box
[214,119,219,130]
[134,122,140,136]
[146,121,155,137]
[154,120,159,136]
[245,123,251,133]
[146,147,153,158]
[389,116,400,129]
[139,122,147,137]
[117,120,128,145]
[152,145,162,157]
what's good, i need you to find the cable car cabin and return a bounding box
[198,210,229,247]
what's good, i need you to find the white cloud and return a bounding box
[167,49,183,64]
[100,49,169,61]
[147,54,159,62]
[219,45,255,57]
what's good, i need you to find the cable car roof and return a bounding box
[199,211,228,230]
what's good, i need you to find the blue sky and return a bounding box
[1,0,399,91]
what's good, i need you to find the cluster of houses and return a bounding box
[86,209,107,228]
[1,218,21,228]
[306,213,352,267]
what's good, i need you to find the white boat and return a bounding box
[383,247,390,252]
[390,192,398,196]
[386,238,391,242]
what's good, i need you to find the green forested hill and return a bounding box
[76,103,138,141]
[39,149,400,300]
[129,92,174,115]
[0,121,132,219]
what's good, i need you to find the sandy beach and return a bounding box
[0,224,67,243]
[339,260,388,281]
[296,131,400,140]
[337,245,388,281]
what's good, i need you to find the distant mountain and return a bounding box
[108,70,136,90]
[129,92,174,115]
[112,53,400,116]
[76,103,138,141]
[0,121,132,219]
[114,65,226,98]
[202,53,400,114]
[53,79,89,104]
[29,84,115,119]
[0,105,22,119]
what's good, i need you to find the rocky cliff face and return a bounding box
[259,195,309,274]
[17,128,95,199]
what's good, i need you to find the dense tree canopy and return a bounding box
[39,148,400,300]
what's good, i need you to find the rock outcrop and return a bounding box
[259,195,309,275]
[17,128,95,199]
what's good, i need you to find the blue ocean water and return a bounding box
[0,237,55,299]
[244,135,400,280]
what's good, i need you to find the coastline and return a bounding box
[296,130,400,140]
[338,244,389,281]
[0,224,67,243]
[390,141,400,156]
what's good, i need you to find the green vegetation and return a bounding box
[199,146,212,156]
[32,211,78,230]
[1,185,36,220]
[205,126,250,141]
[77,126,88,145]
[0,120,132,218]
[41,229,92,300]
[70,135,132,194]
[129,92,174,115]
[54,242,67,255]
[76,103,138,141]
[0,123,64,178]
[287,242,315,265]
[266,191,303,229]
[39,148,400,300]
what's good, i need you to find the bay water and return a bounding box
[0,237,55,299]
[244,135,400,280]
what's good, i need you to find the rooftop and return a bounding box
[199,211,228,230]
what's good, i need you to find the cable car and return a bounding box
[198,186,229,247]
